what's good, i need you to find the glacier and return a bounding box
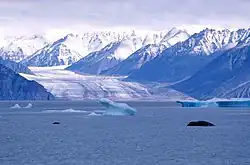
[98,98,137,116]
[20,66,190,100]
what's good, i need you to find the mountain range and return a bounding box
[66,28,190,75]
[172,33,250,100]
[127,28,250,82]
[1,27,250,100]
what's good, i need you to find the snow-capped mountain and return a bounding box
[20,31,152,67]
[160,27,190,46]
[20,34,86,66]
[102,44,166,76]
[0,64,54,100]
[128,28,250,83]
[20,28,190,68]
[66,28,190,75]
[172,34,250,100]
[0,57,34,75]
[0,35,49,62]
[66,39,142,74]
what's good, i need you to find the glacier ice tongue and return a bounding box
[98,98,137,116]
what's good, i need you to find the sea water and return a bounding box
[0,101,250,165]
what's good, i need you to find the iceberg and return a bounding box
[216,100,250,107]
[10,104,21,108]
[24,103,33,108]
[98,98,137,116]
[177,98,250,108]
[176,100,218,108]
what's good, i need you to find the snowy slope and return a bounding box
[66,28,190,75]
[66,37,145,74]
[0,35,49,62]
[172,34,250,100]
[128,28,250,83]
[20,66,191,100]
[0,64,54,100]
[102,44,166,76]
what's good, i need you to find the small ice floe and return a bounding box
[177,98,250,108]
[43,109,88,113]
[96,98,137,116]
[24,103,33,108]
[88,112,103,116]
[10,104,21,109]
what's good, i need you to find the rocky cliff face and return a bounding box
[0,64,54,100]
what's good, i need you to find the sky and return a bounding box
[0,0,249,36]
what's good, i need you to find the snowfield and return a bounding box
[20,66,190,100]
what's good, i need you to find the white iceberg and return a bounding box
[10,104,21,108]
[98,98,137,116]
[24,103,33,108]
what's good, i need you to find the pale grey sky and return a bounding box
[0,0,249,35]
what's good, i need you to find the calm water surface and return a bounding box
[0,101,250,165]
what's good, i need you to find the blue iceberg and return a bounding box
[216,100,250,107]
[98,98,137,116]
[176,100,218,108]
[177,98,250,108]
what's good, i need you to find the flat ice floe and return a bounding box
[177,98,250,108]
[42,109,88,113]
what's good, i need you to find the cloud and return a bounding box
[0,0,249,35]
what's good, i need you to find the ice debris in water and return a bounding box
[177,98,250,108]
[24,103,32,108]
[88,112,103,116]
[10,104,21,108]
[98,98,137,116]
[10,103,33,108]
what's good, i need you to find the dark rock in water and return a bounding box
[53,121,60,124]
[187,121,215,127]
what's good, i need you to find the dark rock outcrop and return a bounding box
[0,64,54,100]
[187,121,215,127]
